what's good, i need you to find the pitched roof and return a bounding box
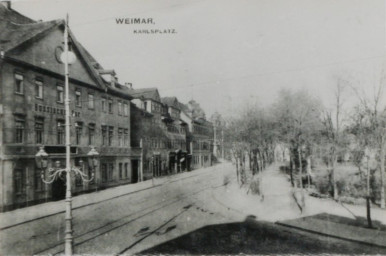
[0,18,62,52]
[177,102,190,114]
[0,5,131,99]
[161,97,177,106]
[0,4,35,24]
[127,88,160,101]
[0,7,109,91]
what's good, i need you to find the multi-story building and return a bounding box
[0,4,141,211]
[179,100,214,169]
[0,3,215,212]
[130,91,188,179]
[160,97,189,171]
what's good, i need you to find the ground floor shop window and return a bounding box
[119,163,123,179]
[14,168,26,195]
[108,163,114,181]
[101,163,107,183]
[124,163,128,178]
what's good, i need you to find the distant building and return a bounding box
[180,101,214,169]
[129,90,188,179]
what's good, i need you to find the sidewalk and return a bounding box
[0,162,228,230]
[277,213,386,248]
[211,162,386,248]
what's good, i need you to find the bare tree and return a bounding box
[350,72,386,209]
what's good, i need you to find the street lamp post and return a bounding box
[36,146,98,255]
[35,14,90,256]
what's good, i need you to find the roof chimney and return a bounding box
[125,82,133,89]
[2,1,11,9]
[111,76,117,88]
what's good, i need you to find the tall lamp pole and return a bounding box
[63,14,73,255]
[35,14,97,256]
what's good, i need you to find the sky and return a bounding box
[11,0,386,118]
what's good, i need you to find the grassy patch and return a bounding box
[312,162,382,204]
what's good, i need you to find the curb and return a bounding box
[0,183,162,231]
[275,221,386,249]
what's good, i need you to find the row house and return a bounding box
[130,90,188,180]
[179,101,214,169]
[0,4,141,211]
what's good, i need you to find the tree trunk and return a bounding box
[235,157,239,184]
[249,151,252,172]
[259,153,264,200]
[380,134,385,209]
[290,153,298,188]
[332,152,338,200]
[298,148,305,208]
[307,156,311,189]
[366,156,373,228]
[299,149,303,189]
[290,154,295,187]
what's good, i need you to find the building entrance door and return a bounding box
[131,160,139,183]
[52,175,66,201]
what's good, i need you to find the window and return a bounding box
[124,163,128,178]
[35,118,44,144]
[101,126,107,146]
[57,85,64,103]
[14,73,24,94]
[57,120,65,144]
[75,90,81,107]
[118,128,123,146]
[108,126,113,146]
[101,163,107,183]
[88,124,95,145]
[14,168,25,195]
[75,122,82,145]
[108,163,114,181]
[88,94,94,109]
[15,117,25,143]
[35,79,43,99]
[119,163,123,179]
[124,129,129,146]
[101,97,107,112]
[144,102,147,111]
[123,103,128,116]
[118,101,122,115]
[108,99,113,113]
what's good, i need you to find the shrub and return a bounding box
[223,175,231,186]
[313,175,331,196]
[249,178,261,195]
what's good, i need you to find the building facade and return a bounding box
[130,91,188,180]
[180,101,214,169]
[0,5,141,211]
[0,4,214,212]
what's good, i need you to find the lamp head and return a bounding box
[35,146,48,169]
[87,147,99,167]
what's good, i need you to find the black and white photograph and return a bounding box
[0,0,386,254]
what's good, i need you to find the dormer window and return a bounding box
[108,99,113,113]
[14,73,24,94]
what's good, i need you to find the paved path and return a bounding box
[211,162,386,248]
